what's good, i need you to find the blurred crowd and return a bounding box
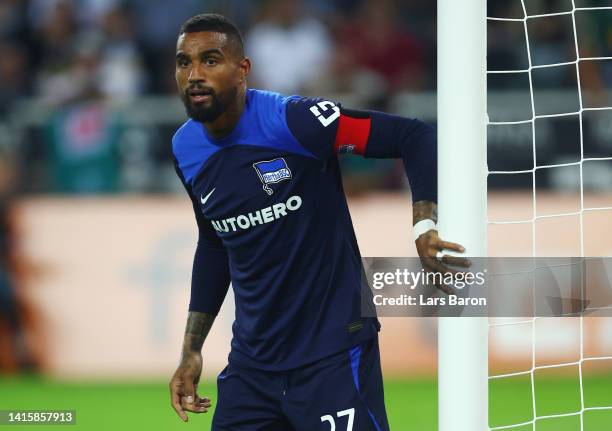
[0,0,437,110]
[0,0,447,197]
[0,0,608,193]
[0,0,608,111]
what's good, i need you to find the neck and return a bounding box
[203,87,247,140]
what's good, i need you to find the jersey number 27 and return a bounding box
[320,408,355,431]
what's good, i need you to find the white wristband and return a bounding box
[413,219,437,241]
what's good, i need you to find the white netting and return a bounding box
[487,1,612,430]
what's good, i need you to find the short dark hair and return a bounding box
[179,14,244,57]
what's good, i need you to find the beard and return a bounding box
[181,84,237,123]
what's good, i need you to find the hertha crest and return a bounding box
[252,158,292,195]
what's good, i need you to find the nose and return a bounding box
[188,61,206,83]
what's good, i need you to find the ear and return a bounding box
[238,57,251,83]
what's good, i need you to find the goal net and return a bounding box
[486,1,612,430]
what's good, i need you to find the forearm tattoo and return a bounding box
[412,200,438,225]
[182,311,216,354]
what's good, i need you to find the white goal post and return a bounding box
[437,0,489,430]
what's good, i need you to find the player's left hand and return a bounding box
[415,229,471,295]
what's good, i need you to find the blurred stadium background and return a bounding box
[0,0,610,429]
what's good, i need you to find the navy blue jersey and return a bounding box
[173,89,436,371]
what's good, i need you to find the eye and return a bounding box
[177,58,190,68]
[205,58,218,66]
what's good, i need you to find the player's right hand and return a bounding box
[415,229,471,295]
[169,351,212,421]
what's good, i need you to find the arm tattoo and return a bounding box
[182,311,216,354]
[412,200,438,225]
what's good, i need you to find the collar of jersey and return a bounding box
[198,89,252,145]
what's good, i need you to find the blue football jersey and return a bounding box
[173,88,435,371]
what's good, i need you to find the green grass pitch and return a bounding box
[0,375,610,430]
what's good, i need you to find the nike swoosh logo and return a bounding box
[200,188,215,205]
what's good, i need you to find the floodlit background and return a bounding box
[0,0,611,430]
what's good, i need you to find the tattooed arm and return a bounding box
[170,159,231,422]
[181,311,216,357]
[169,312,216,422]
[413,200,438,225]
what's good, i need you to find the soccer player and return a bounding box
[169,14,467,430]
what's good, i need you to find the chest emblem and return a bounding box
[252,158,292,195]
